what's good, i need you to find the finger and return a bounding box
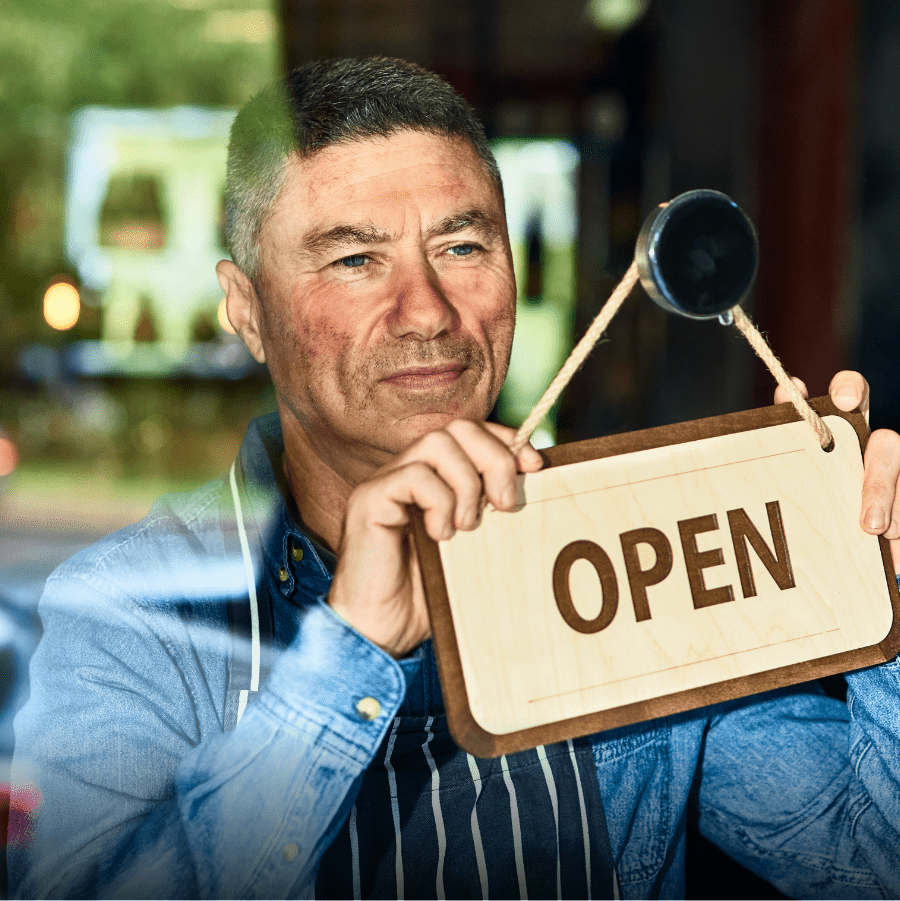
[886,493,900,541]
[860,429,900,544]
[349,460,459,542]
[481,421,545,473]
[880,483,900,574]
[443,419,523,514]
[890,535,900,575]
[829,370,870,423]
[773,376,808,406]
[388,429,494,530]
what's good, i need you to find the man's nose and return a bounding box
[386,260,456,340]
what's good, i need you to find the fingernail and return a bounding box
[865,507,886,531]
[833,382,857,406]
[502,486,517,510]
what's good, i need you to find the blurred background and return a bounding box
[2,0,899,896]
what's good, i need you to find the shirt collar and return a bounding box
[236,413,334,599]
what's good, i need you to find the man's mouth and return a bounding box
[382,364,467,390]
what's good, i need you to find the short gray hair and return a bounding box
[224,57,502,283]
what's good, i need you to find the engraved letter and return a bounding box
[552,540,619,634]
[678,514,734,609]
[620,528,673,622]
[727,501,796,598]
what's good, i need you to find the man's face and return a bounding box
[251,130,516,474]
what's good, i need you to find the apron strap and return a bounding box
[223,458,274,732]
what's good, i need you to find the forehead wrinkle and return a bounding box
[425,208,503,242]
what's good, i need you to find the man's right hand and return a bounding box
[327,419,544,658]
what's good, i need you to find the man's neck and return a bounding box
[281,452,348,554]
[279,415,389,554]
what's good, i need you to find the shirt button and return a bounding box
[292,545,304,562]
[278,567,289,582]
[282,843,299,862]
[356,697,381,721]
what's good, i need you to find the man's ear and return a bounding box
[216,260,266,363]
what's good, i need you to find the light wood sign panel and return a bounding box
[412,398,900,757]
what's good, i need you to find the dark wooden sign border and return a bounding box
[411,397,900,758]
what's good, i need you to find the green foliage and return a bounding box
[0,0,279,116]
[0,0,279,334]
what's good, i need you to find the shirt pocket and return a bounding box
[590,722,672,887]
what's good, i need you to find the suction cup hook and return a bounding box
[635,189,759,320]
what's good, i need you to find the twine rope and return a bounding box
[510,261,640,455]
[731,305,833,449]
[510,263,834,455]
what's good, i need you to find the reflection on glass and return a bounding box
[66,107,237,365]
[492,139,580,448]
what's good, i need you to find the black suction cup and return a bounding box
[635,189,759,320]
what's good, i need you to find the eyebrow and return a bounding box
[299,223,395,259]
[425,208,503,242]
[298,208,504,261]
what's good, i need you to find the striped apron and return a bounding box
[314,716,618,899]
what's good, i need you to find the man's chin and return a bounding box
[394,409,469,440]
[377,407,486,452]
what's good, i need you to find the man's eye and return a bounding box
[447,244,477,257]
[336,254,369,268]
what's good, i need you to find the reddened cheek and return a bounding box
[482,297,516,341]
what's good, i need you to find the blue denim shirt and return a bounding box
[8,413,900,899]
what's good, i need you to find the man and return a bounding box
[8,57,900,899]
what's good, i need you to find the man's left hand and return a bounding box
[774,370,900,573]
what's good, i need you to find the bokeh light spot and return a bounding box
[43,281,81,331]
[217,297,236,335]
[587,0,650,33]
[0,436,18,477]
[3,782,43,847]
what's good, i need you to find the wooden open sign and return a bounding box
[412,397,900,757]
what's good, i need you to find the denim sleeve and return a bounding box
[8,574,406,899]
[694,668,900,899]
